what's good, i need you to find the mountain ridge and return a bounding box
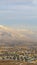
[0,25,37,46]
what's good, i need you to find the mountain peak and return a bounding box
[0,25,9,31]
[0,25,4,27]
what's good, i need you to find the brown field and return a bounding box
[0,60,37,65]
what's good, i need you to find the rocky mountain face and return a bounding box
[0,25,37,46]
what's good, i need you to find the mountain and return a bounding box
[0,25,37,46]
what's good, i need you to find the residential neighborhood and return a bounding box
[0,46,37,64]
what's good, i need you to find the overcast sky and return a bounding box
[0,0,37,30]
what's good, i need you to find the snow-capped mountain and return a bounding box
[0,25,37,46]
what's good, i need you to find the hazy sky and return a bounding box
[0,0,37,30]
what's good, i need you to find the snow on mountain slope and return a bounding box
[0,25,37,46]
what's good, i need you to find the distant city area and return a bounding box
[0,46,37,64]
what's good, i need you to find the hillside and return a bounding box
[0,25,37,46]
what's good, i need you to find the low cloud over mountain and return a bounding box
[0,25,37,46]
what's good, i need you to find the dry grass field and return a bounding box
[0,60,37,65]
